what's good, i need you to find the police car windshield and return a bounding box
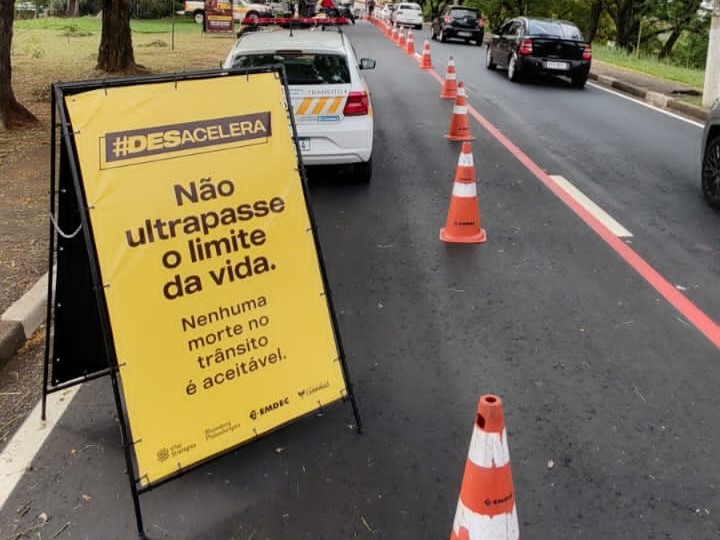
[231,53,351,85]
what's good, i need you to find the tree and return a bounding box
[654,0,703,59]
[0,0,38,130]
[66,0,80,17]
[96,0,141,73]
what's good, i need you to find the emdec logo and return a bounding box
[249,397,290,420]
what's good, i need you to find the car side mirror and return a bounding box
[360,58,376,70]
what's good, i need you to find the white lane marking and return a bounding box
[0,386,80,509]
[549,175,633,238]
[587,82,704,128]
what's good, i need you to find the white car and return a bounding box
[222,27,376,181]
[392,2,423,29]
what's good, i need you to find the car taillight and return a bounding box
[518,38,533,55]
[444,15,451,24]
[478,18,484,27]
[582,43,592,60]
[343,91,369,116]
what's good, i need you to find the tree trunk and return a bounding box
[96,0,139,73]
[0,0,38,130]
[66,0,80,17]
[659,26,682,59]
[587,0,603,42]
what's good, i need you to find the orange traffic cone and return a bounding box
[449,395,519,539]
[397,27,406,48]
[445,82,475,142]
[440,56,458,99]
[405,29,415,55]
[440,142,486,243]
[390,24,398,42]
[419,39,433,69]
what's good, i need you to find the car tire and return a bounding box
[571,74,587,89]
[415,24,422,30]
[702,135,720,208]
[354,158,372,183]
[485,46,496,70]
[508,53,522,83]
[439,28,447,42]
[193,10,204,24]
[245,10,260,24]
[431,26,436,40]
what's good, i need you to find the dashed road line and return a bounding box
[548,175,633,238]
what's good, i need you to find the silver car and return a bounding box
[701,100,720,207]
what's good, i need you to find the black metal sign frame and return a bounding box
[43,67,362,540]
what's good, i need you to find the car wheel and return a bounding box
[193,10,204,24]
[245,10,260,24]
[508,53,522,83]
[571,74,587,89]
[485,46,496,70]
[415,24,422,30]
[354,158,372,183]
[702,135,720,208]
[439,28,447,42]
[431,26,436,40]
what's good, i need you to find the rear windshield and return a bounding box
[528,20,584,40]
[398,4,421,10]
[230,53,351,85]
[449,8,478,18]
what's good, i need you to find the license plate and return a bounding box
[545,61,569,70]
[298,138,311,151]
[458,31,471,37]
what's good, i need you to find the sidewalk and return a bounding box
[0,55,712,366]
[589,60,709,121]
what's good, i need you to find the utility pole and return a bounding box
[703,0,720,107]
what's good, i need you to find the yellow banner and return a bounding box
[64,72,348,486]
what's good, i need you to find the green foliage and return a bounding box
[593,42,704,90]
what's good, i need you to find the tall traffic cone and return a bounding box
[440,142,486,243]
[449,395,519,539]
[419,39,433,69]
[390,24,398,42]
[445,82,475,142]
[440,56,458,99]
[405,29,415,55]
[397,27,406,48]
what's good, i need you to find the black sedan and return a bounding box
[485,17,591,88]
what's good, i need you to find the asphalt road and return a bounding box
[1,21,718,540]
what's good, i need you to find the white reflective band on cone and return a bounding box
[458,153,473,167]
[458,88,467,97]
[467,427,510,468]
[452,500,520,540]
[446,73,457,80]
[453,106,468,114]
[452,182,477,197]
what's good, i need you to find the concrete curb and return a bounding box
[0,272,49,366]
[588,72,709,122]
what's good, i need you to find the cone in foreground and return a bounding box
[440,142,486,244]
[449,395,519,539]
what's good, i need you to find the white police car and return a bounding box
[222,25,376,181]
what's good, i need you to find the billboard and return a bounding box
[61,70,350,487]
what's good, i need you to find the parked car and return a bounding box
[430,6,484,46]
[701,100,720,207]
[485,17,592,88]
[222,27,376,181]
[392,2,423,29]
